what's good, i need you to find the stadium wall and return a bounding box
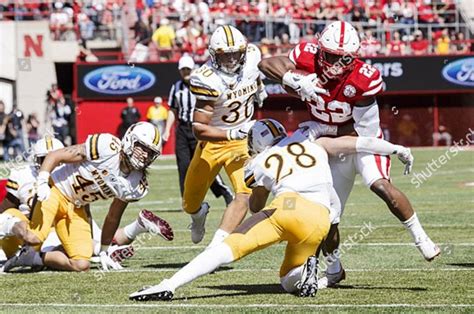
[74,56,474,153]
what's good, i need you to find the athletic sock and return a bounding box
[402,213,429,243]
[208,229,229,248]
[326,255,342,274]
[123,220,147,240]
[166,243,234,291]
[280,265,304,293]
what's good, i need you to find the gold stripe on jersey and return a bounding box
[190,85,219,97]
[45,136,53,151]
[245,173,256,188]
[262,120,280,137]
[153,126,160,145]
[6,179,19,190]
[223,25,234,47]
[90,134,99,160]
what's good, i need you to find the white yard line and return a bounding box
[135,243,474,250]
[0,303,472,309]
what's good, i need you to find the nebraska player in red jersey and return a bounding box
[259,21,440,288]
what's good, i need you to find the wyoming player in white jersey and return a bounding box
[184,25,267,246]
[130,119,413,301]
[0,122,172,272]
[0,136,173,270]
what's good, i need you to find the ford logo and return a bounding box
[442,57,474,87]
[83,65,156,94]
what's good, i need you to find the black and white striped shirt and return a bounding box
[168,80,195,123]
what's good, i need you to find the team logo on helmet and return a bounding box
[343,84,356,98]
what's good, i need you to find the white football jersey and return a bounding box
[51,133,149,207]
[189,43,262,130]
[6,165,38,212]
[244,132,339,223]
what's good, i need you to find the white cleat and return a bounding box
[189,202,210,244]
[317,267,346,289]
[297,255,318,297]
[416,238,441,261]
[0,213,20,239]
[129,279,175,301]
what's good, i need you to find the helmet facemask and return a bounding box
[317,48,357,80]
[124,137,161,171]
[211,46,247,75]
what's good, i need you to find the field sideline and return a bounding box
[0,148,473,313]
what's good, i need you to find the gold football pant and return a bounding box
[224,192,330,277]
[183,139,251,214]
[0,208,28,258]
[24,186,92,260]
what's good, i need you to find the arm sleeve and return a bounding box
[355,136,404,155]
[168,83,176,110]
[352,102,381,137]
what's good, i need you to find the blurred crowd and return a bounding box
[1,0,471,59]
[0,0,122,41]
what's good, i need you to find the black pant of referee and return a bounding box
[175,122,234,206]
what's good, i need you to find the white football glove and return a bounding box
[254,86,268,108]
[227,120,256,141]
[396,147,414,175]
[99,250,123,271]
[36,171,51,202]
[282,72,329,102]
[298,121,338,141]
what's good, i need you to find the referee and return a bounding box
[163,55,233,206]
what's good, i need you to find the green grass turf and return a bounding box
[0,148,473,313]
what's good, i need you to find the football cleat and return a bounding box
[108,245,135,263]
[3,246,41,272]
[0,213,20,239]
[189,202,210,244]
[138,210,174,241]
[297,255,319,297]
[416,238,441,261]
[129,279,174,301]
[317,266,346,289]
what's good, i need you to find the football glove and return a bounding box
[227,120,256,141]
[298,121,338,141]
[282,72,329,102]
[36,171,51,202]
[396,147,414,175]
[99,250,123,271]
[254,86,268,108]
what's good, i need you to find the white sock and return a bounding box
[208,229,229,249]
[167,243,234,291]
[280,265,304,293]
[402,213,429,243]
[123,220,146,240]
[326,255,341,274]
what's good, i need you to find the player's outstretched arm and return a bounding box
[316,136,413,174]
[258,56,296,83]
[39,144,87,174]
[192,100,228,141]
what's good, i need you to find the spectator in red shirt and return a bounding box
[410,30,430,55]
[386,31,406,55]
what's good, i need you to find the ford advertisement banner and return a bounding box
[76,55,474,99]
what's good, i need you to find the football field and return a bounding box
[1,148,473,313]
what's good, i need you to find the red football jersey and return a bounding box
[288,42,384,126]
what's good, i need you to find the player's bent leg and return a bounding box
[130,210,283,301]
[43,250,90,272]
[318,224,346,289]
[208,193,249,248]
[370,179,440,261]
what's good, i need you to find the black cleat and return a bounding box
[298,255,318,297]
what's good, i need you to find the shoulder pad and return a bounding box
[124,173,149,202]
[85,133,121,161]
[351,61,384,99]
[189,64,222,101]
[246,44,262,66]
[289,42,318,72]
